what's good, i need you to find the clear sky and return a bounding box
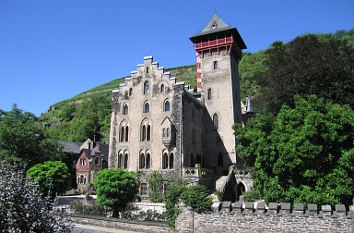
[0,0,353,116]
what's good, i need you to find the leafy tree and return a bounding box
[27,161,70,198]
[148,171,164,202]
[254,35,354,114]
[235,96,354,205]
[0,163,71,232]
[94,168,139,217]
[0,106,63,168]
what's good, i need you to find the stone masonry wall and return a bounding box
[176,201,353,233]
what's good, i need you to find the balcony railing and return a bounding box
[194,36,234,50]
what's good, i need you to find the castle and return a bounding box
[108,15,254,200]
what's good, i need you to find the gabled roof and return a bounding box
[91,143,109,162]
[189,14,247,50]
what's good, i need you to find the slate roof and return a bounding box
[58,141,82,154]
[91,143,109,162]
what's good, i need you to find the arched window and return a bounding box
[162,152,168,169]
[147,125,151,141]
[123,104,128,115]
[118,152,123,167]
[166,128,170,137]
[144,102,150,113]
[146,153,151,169]
[164,100,170,112]
[125,126,129,142]
[160,84,165,93]
[213,113,219,131]
[144,81,149,94]
[129,88,133,96]
[169,153,174,169]
[218,153,223,167]
[142,125,146,141]
[124,153,129,169]
[120,126,125,142]
[139,153,145,169]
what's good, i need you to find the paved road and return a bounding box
[72,223,141,233]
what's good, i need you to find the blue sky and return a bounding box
[0,0,353,116]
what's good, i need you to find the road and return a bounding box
[72,223,142,233]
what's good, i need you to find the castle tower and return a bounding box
[190,15,246,166]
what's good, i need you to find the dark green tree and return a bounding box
[0,106,63,168]
[94,168,139,217]
[254,35,354,114]
[235,96,354,205]
[26,161,70,198]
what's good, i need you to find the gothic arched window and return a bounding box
[123,104,128,115]
[164,100,170,112]
[144,102,150,113]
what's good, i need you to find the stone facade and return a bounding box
[176,201,354,233]
[108,15,252,199]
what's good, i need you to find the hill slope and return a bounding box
[40,28,354,143]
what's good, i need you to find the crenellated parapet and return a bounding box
[211,201,353,218]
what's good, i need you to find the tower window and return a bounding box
[144,81,149,94]
[207,88,212,100]
[147,125,151,141]
[160,84,165,93]
[213,61,218,69]
[213,113,219,131]
[129,88,133,96]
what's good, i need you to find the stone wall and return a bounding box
[71,215,170,233]
[176,201,354,233]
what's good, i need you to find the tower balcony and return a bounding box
[194,36,234,51]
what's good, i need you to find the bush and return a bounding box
[181,185,212,213]
[70,203,106,216]
[148,171,164,202]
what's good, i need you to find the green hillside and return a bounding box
[40,28,354,143]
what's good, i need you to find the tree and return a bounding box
[235,96,353,205]
[0,163,71,232]
[148,170,164,202]
[0,106,63,168]
[254,35,354,114]
[26,161,70,198]
[164,181,212,229]
[94,168,139,217]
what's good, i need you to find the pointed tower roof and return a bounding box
[201,14,230,33]
[190,15,246,49]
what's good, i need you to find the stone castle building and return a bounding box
[108,15,253,200]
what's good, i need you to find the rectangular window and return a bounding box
[213,61,218,69]
[207,88,212,100]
